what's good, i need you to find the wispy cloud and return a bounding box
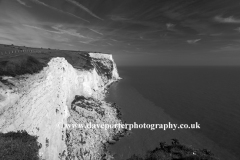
[166,23,175,30]
[88,28,103,35]
[22,24,69,42]
[235,27,240,33]
[109,38,123,42]
[210,33,222,36]
[23,24,62,34]
[214,15,240,23]
[214,44,240,52]
[65,0,103,20]
[52,25,103,43]
[31,0,89,22]
[79,41,91,44]
[109,15,159,28]
[106,42,113,46]
[123,50,133,53]
[23,24,96,43]
[52,25,87,38]
[52,35,69,42]
[187,39,201,44]
[79,39,104,46]
[109,15,130,21]
[17,0,31,7]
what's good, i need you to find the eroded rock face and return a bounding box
[0,53,122,160]
[89,53,120,81]
[66,96,123,159]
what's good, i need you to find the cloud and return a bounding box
[235,27,240,32]
[88,28,103,35]
[109,15,160,29]
[23,23,105,47]
[65,0,103,20]
[79,41,91,44]
[79,39,104,46]
[31,0,89,22]
[187,39,201,44]
[0,1,49,47]
[17,0,31,7]
[23,24,96,43]
[214,15,240,23]
[109,38,122,42]
[52,25,86,38]
[213,44,240,52]
[210,33,222,36]
[23,24,62,34]
[51,25,102,43]
[166,23,181,34]
[166,23,175,30]
[109,15,130,21]
[52,35,69,42]
[0,22,47,47]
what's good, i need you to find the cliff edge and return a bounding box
[0,52,123,160]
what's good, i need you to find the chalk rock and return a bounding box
[0,53,122,160]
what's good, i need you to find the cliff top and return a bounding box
[0,44,109,76]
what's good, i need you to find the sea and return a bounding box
[105,66,240,160]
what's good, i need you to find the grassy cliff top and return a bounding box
[0,44,94,76]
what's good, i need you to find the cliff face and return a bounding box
[0,53,122,160]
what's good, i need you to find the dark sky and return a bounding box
[1,0,240,65]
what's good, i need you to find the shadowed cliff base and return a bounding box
[127,139,218,160]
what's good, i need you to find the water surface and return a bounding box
[106,66,240,160]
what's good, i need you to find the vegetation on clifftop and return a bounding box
[0,130,41,160]
[0,56,46,76]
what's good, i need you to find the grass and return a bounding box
[0,44,94,76]
[0,56,46,76]
[0,130,41,160]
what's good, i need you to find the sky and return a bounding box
[1,0,240,66]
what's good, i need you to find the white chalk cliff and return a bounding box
[0,53,123,160]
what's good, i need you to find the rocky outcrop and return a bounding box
[89,53,120,81]
[66,95,123,160]
[0,53,122,160]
